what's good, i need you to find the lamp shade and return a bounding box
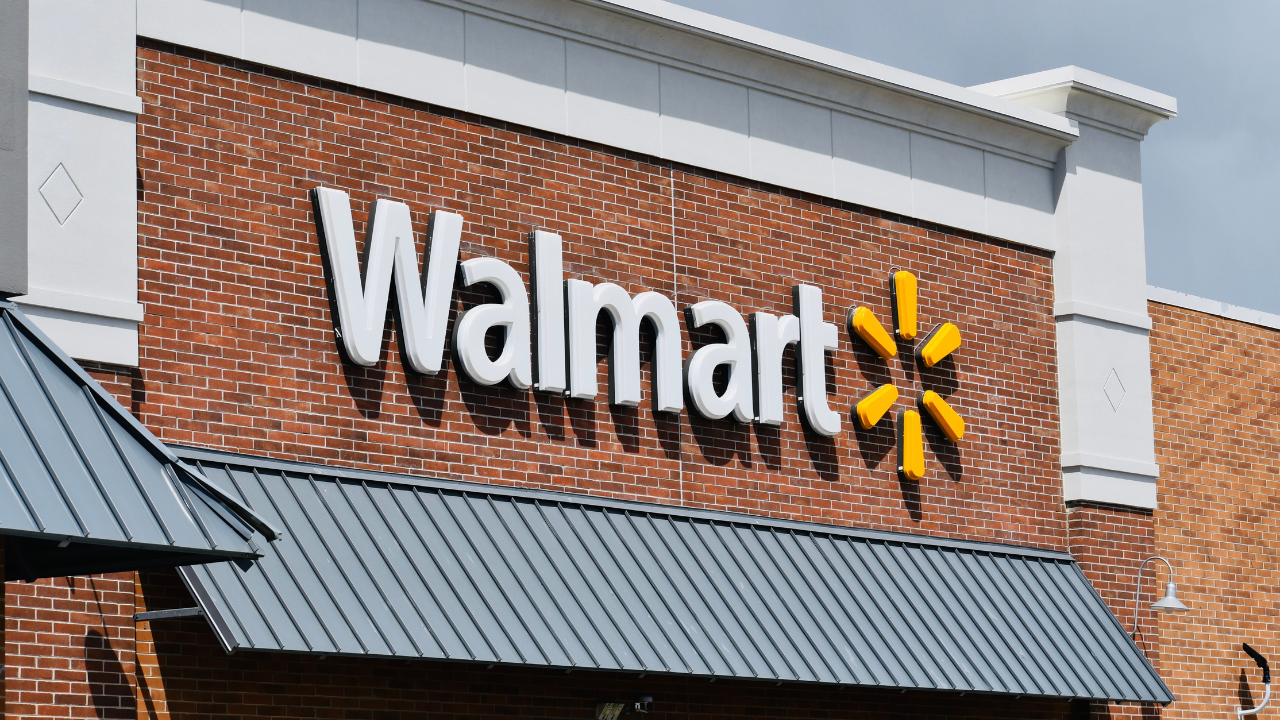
[1150,582,1190,613]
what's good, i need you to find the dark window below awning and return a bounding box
[172,445,1173,705]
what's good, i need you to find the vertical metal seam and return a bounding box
[10,322,133,540]
[483,495,584,666]
[696,522,809,681]
[772,529,870,685]
[855,542,962,688]
[949,550,1052,695]
[273,470,370,653]
[994,557,1094,695]
[89,389,174,545]
[1065,560,1171,698]
[1022,560,1119,697]
[437,491,555,666]
[920,549,1021,693]
[408,488,510,662]
[169,466,217,549]
[358,481,453,658]
[546,502,657,670]
[628,512,744,677]
[734,525,836,682]
[296,474,394,653]
[881,543,986,689]
[177,565,242,653]
[579,507,689,673]
[506,498,615,668]
[669,519,788,680]
[1044,564,1128,687]
[1049,561,1152,696]
[603,510,707,675]
[531,500,643,668]
[429,491,538,664]
[960,552,1063,695]
[326,477,430,655]
[316,476,422,656]
[387,487,493,661]
[897,545,999,691]
[797,535,899,686]
[243,468,341,653]
[218,542,286,649]
[196,563,257,649]
[0,442,45,532]
[659,517,772,678]
[0,315,87,535]
[825,540,940,688]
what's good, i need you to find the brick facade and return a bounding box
[4,574,136,719]
[131,41,1062,550]
[6,36,1198,720]
[1149,300,1280,719]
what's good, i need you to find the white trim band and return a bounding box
[1053,301,1152,331]
[14,287,145,322]
[1148,286,1280,332]
[28,74,143,115]
[1063,470,1157,510]
[1061,452,1159,478]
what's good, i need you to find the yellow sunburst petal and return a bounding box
[917,322,961,368]
[849,306,898,360]
[898,410,925,480]
[855,383,899,429]
[919,390,964,442]
[891,270,917,340]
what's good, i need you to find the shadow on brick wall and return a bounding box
[84,628,134,720]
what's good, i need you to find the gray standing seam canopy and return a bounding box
[175,445,1173,705]
[0,301,277,580]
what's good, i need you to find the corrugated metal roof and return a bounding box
[175,445,1173,704]
[0,302,276,580]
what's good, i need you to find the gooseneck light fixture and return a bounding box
[1131,556,1190,638]
[1239,643,1271,718]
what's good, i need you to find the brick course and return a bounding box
[4,573,136,720]
[132,41,1062,550]
[1149,300,1280,718]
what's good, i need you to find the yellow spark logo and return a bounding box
[849,271,964,481]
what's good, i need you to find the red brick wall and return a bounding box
[82,363,141,413]
[133,41,1062,550]
[1149,300,1280,719]
[1068,503,1156,644]
[2,536,6,709]
[1068,503,1161,719]
[4,573,136,719]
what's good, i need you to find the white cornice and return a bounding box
[1148,286,1280,332]
[589,0,1078,141]
[970,66,1176,137]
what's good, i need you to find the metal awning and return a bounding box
[174,445,1173,704]
[0,302,277,580]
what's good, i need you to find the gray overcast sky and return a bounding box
[669,0,1280,314]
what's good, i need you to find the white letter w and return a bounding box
[311,187,461,373]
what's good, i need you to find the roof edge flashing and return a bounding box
[171,444,1071,561]
[587,0,1078,141]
